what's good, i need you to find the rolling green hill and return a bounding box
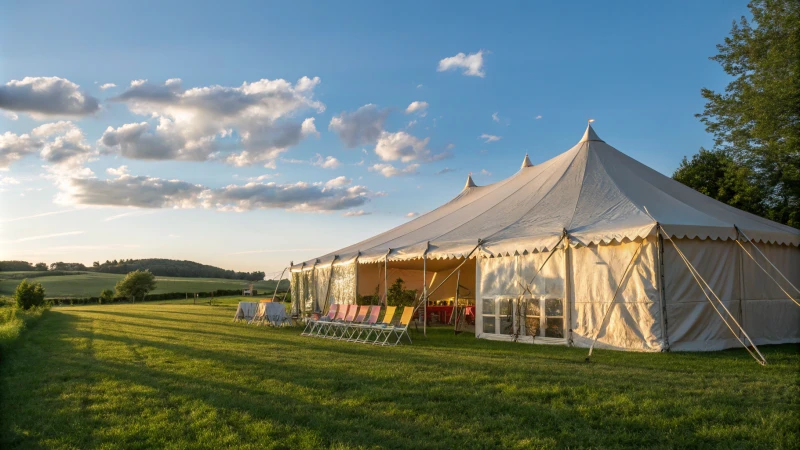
[0,272,287,298]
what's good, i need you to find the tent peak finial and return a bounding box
[521,153,533,169]
[464,173,477,189]
[580,121,604,143]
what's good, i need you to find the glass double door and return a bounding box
[482,296,565,339]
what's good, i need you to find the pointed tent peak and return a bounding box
[464,173,477,189]
[520,153,533,169]
[580,121,604,143]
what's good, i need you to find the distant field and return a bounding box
[0,271,285,298]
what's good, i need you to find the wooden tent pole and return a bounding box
[423,241,429,337]
[452,269,461,330]
[656,227,670,350]
[384,249,391,306]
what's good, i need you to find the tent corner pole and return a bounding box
[656,225,670,351]
[423,241,430,337]
[562,229,573,347]
[384,249,390,306]
[354,253,360,305]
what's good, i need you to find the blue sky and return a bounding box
[0,0,747,275]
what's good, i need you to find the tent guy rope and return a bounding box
[734,225,799,307]
[657,223,767,365]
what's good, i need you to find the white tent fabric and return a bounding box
[295,125,799,268]
[291,125,799,351]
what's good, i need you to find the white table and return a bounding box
[253,302,292,326]
[233,302,258,322]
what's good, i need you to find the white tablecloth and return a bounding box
[233,302,258,321]
[259,302,291,326]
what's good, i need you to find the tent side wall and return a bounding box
[569,237,662,351]
[291,260,358,315]
[476,237,664,351]
[664,239,800,351]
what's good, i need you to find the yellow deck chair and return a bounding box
[375,306,414,346]
[361,306,396,343]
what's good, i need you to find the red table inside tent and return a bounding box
[424,305,476,324]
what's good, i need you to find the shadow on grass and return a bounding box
[1,308,798,449]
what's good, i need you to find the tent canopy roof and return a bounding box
[295,125,799,268]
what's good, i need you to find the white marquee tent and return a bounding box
[291,125,799,354]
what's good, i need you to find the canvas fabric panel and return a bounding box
[740,242,800,345]
[570,238,661,351]
[330,262,357,305]
[664,239,743,351]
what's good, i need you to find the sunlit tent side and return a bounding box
[290,125,800,353]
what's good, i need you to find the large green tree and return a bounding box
[692,0,799,227]
[673,148,766,216]
[115,270,157,303]
[14,279,45,310]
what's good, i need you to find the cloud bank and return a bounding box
[0,77,100,117]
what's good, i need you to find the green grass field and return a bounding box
[0,302,797,449]
[0,272,282,298]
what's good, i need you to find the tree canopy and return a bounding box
[691,0,800,227]
[115,270,157,303]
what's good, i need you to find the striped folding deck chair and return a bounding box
[340,305,370,340]
[302,304,338,336]
[375,306,414,346]
[327,304,358,339]
[361,306,396,343]
[348,306,382,342]
[319,304,349,338]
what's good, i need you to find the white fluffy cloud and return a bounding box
[405,101,428,115]
[0,132,41,169]
[324,176,351,188]
[343,210,370,217]
[56,170,372,213]
[328,104,390,148]
[406,212,419,218]
[0,77,100,117]
[311,154,341,169]
[0,121,93,170]
[369,163,419,178]
[374,131,433,163]
[205,181,370,212]
[437,51,486,77]
[33,121,93,167]
[59,174,205,208]
[99,83,117,90]
[103,77,324,167]
[480,133,502,143]
[492,112,500,123]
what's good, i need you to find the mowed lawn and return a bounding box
[1,304,798,449]
[0,272,281,297]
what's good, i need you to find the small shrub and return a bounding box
[100,289,114,304]
[14,279,45,310]
[387,278,417,307]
